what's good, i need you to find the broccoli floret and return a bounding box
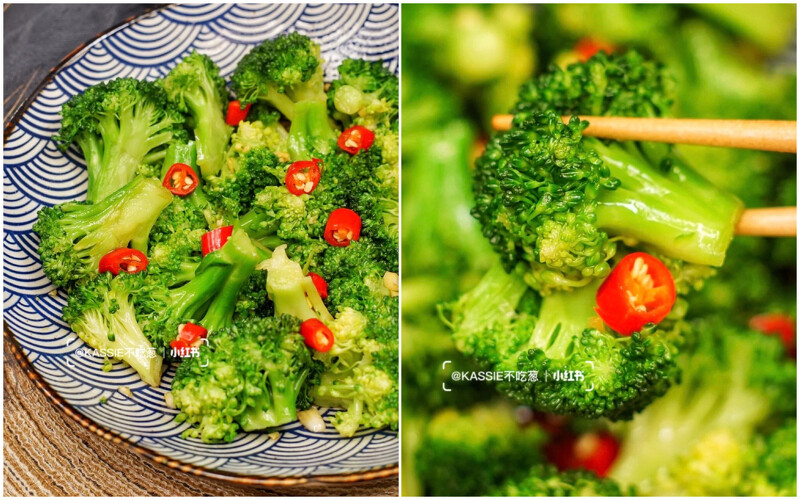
[161,52,231,178]
[146,195,207,285]
[171,315,322,442]
[742,419,797,496]
[474,52,743,293]
[137,227,261,348]
[492,464,627,497]
[328,59,398,131]
[240,184,309,247]
[328,59,399,238]
[233,270,274,321]
[232,33,336,161]
[226,118,290,162]
[34,176,173,288]
[415,402,548,496]
[63,273,162,386]
[56,78,184,202]
[608,320,797,495]
[444,260,682,421]
[204,147,284,220]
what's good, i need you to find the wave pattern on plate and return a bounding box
[3,3,398,478]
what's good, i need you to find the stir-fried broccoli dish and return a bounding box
[401,4,796,497]
[36,34,398,442]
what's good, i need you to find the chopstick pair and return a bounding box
[491,114,798,237]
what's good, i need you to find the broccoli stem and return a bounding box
[238,368,310,431]
[287,100,337,161]
[591,140,743,266]
[91,104,174,202]
[522,281,599,360]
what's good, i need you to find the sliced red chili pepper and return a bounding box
[308,272,328,299]
[98,248,149,275]
[750,313,796,358]
[201,226,234,256]
[177,322,208,346]
[547,432,620,478]
[595,252,676,336]
[226,100,252,126]
[162,163,199,196]
[285,159,322,196]
[337,125,375,154]
[324,208,361,247]
[574,38,616,62]
[299,318,334,352]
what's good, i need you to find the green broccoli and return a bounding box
[259,245,333,323]
[161,51,232,178]
[327,59,399,238]
[171,315,322,442]
[311,239,399,436]
[328,59,398,131]
[63,272,162,386]
[204,147,285,220]
[146,195,207,285]
[136,227,261,348]
[415,402,548,496]
[608,320,797,495]
[34,176,173,288]
[444,260,682,421]
[56,78,184,202]
[232,33,337,161]
[492,464,627,497]
[474,52,743,294]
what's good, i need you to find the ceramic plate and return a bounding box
[3,3,398,485]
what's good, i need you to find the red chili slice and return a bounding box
[337,125,375,154]
[574,38,616,62]
[750,313,796,358]
[595,252,676,335]
[201,226,234,256]
[547,431,620,478]
[324,208,361,247]
[308,272,328,299]
[285,159,322,196]
[162,163,199,196]
[177,322,208,346]
[226,100,252,126]
[299,318,334,352]
[98,248,149,275]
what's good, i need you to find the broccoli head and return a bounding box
[34,176,173,288]
[328,58,398,131]
[171,315,322,442]
[415,402,548,496]
[492,464,627,497]
[232,33,336,160]
[63,272,162,386]
[57,78,184,202]
[609,319,797,495]
[474,51,743,293]
[444,261,682,421]
[161,51,232,178]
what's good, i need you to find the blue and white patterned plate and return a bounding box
[3,3,398,485]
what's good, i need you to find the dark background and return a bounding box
[3,3,159,122]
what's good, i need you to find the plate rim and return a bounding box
[2,3,399,486]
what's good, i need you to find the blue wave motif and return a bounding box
[3,3,398,478]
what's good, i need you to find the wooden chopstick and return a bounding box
[491,115,797,153]
[736,207,796,237]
